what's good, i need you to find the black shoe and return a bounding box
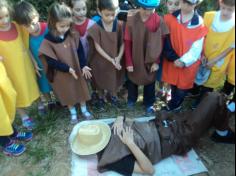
[211,130,235,144]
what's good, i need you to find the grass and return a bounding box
[0,88,224,176]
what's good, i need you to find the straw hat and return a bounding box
[71,122,111,156]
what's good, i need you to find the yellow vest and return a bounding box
[0,62,16,136]
[203,12,235,88]
[0,23,39,108]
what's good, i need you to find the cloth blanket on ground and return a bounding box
[69,117,208,176]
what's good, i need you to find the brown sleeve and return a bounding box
[160,16,170,36]
[118,21,125,46]
[87,24,101,45]
[39,40,58,60]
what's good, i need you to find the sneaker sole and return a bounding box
[3,148,26,157]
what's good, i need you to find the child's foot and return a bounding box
[70,118,79,125]
[38,104,46,116]
[156,90,166,100]
[146,106,156,116]
[111,96,122,107]
[90,92,99,106]
[22,118,35,130]
[96,99,106,112]
[3,141,26,157]
[70,113,78,125]
[48,101,63,110]
[211,130,235,144]
[127,101,135,109]
[82,111,93,120]
[166,90,172,102]
[11,132,33,142]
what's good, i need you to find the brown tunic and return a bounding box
[97,120,162,172]
[97,92,230,173]
[39,32,90,106]
[126,12,169,85]
[87,21,125,94]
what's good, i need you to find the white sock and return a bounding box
[216,130,229,137]
[69,107,77,120]
[227,102,235,113]
[81,105,87,113]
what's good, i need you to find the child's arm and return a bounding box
[206,47,234,68]
[175,37,205,68]
[78,40,92,79]
[44,55,78,80]
[28,51,43,77]
[0,56,3,61]
[115,43,125,63]
[119,127,155,175]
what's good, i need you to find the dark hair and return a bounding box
[220,0,235,6]
[0,0,13,18]
[13,1,39,26]
[98,0,119,11]
[48,2,72,32]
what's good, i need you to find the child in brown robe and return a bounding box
[87,0,125,110]
[124,0,169,115]
[39,3,92,124]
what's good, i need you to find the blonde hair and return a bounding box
[0,0,13,17]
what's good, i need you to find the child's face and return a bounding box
[72,1,87,22]
[180,0,197,14]
[166,0,180,14]
[24,15,40,34]
[56,18,72,36]
[139,8,155,20]
[220,2,235,21]
[0,7,11,30]
[99,9,118,25]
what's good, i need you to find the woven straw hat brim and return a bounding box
[71,122,111,156]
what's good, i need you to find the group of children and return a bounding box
[0,0,235,156]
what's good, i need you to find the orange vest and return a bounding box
[162,14,208,89]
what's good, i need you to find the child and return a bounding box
[87,0,125,108]
[70,0,95,61]
[125,0,169,115]
[156,0,181,101]
[13,1,55,114]
[0,56,32,157]
[0,0,40,130]
[39,2,92,124]
[162,0,208,112]
[201,0,235,96]
[166,0,181,14]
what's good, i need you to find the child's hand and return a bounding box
[69,68,78,80]
[82,66,92,79]
[174,60,185,68]
[34,63,43,78]
[206,61,215,69]
[127,66,134,72]
[0,56,3,61]
[112,116,124,136]
[150,63,159,73]
[118,127,134,145]
[112,60,122,70]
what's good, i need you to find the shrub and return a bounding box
[10,0,219,20]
